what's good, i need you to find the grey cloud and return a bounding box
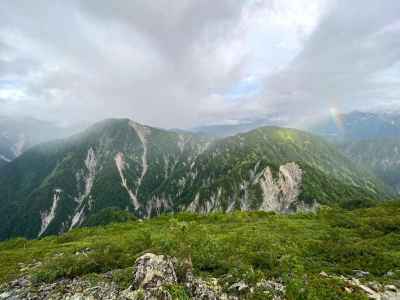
[0,0,250,127]
[79,1,244,57]
[1,0,400,128]
[263,0,400,118]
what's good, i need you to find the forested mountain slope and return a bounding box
[0,119,389,239]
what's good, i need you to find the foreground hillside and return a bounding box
[0,203,399,299]
[0,119,390,240]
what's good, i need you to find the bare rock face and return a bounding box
[132,253,177,290]
[259,162,303,212]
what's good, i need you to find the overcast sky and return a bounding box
[1,0,400,128]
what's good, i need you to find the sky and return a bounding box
[0,0,400,128]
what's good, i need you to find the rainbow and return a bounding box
[329,107,344,131]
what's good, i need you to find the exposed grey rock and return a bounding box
[132,253,177,289]
[319,271,400,300]
[120,253,179,300]
[185,272,220,300]
[368,282,383,292]
[385,285,398,293]
[256,279,286,294]
[385,271,395,277]
[259,162,303,213]
[358,284,379,298]
[354,270,370,278]
[74,248,92,257]
[319,271,329,277]
[10,277,30,288]
[0,277,121,300]
[121,286,172,300]
[0,252,288,299]
[228,280,249,293]
[381,285,400,300]
[129,254,235,300]
[0,291,11,299]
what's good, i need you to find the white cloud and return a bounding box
[0,0,399,128]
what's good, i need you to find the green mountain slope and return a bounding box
[0,119,207,239]
[171,127,389,213]
[341,138,400,193]
[0,120,390,240]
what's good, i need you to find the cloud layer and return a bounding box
[1,0,399,128]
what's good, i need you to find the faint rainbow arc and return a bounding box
[329,107,344,131]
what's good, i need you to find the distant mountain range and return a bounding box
[310,111,400,193]
[189,111,400,141]
[0,118,388,240]
[310,111,400,141]
[190,117,287,138]
[0,116,81,167]
[341,138,400,194]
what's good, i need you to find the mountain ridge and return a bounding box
[311,111,400,142]
[0,118,391,240]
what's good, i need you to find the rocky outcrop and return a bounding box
[320,271,400,300]
[2,254,397,300]
[0,276,121,300]
[184,272,222,300]
[121,287,172,300]
[121,253,223,300]
[188,162,313,214]
[259,162,304,212]
[121,253,287,300]
[131,253,176,289]
[122,253,177,299]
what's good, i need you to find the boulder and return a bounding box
[121,253,178,300]
[126,253,228,300]
[132,253,177,290]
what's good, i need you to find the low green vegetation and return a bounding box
[0,201,399,299]
[82,208,137,227]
